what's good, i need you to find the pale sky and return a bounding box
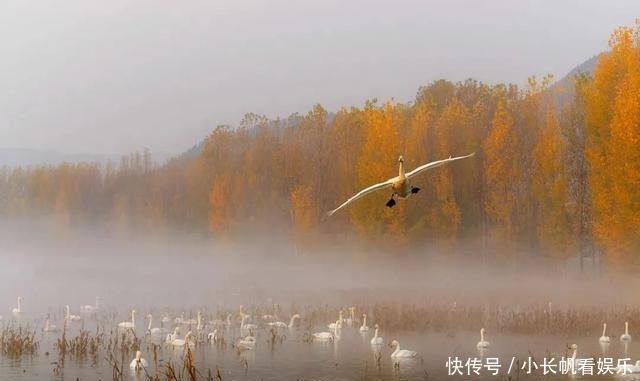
[0,0,638,157]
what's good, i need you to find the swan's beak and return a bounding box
[398,156,404,163]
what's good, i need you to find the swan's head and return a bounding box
[362,313,367,318]
[174,327,180,334]
[132,310,137,315]
[389,340,399,348]
[292,314,301,319]
[398,156,404,163]
[349,306,355,312]
[17,296,22,301]
[146,314,152,319]
[569,344,578,350]
[480,328,485,334]
[135,350,142,360]
[375,324,379,329]
[185,331,193,341]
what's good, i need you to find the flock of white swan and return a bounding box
[3,296,640,374]
[2,297,421,372]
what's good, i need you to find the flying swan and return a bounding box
[326,153,475,216]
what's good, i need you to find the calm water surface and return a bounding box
[2,319,640,381]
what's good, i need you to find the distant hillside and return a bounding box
[553,54,601,107]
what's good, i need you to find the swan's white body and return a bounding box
[118,310,136,329]
[621,321,632,341]
[359,314,369,332]
[599,323,610,344]
[237,335,256,350]
[346,307,359,326]
[167,330,194,347]
[268,314,300,328]
[567,344,589,374]
[312,331,334,341]
[390,340,417,358]
[80,297,100,315]
[208,329,220,343]
[129,350,148,371]
[477,328,490,349]
[328,310,344,330]
[146,314,168,335]
[65,305,82,322]
[370,325,383,345]
[44,317,60,332]
[327,153,475,216]
[12,297,22,315]
[241,315,257,331]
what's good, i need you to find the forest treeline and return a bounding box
[1,25,639,268]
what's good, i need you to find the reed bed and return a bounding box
[3,301,640,380]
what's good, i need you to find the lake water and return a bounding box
[2,318,640,381]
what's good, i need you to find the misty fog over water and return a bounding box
[1,217,636,317]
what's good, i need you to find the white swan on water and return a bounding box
[313,331,335,341]
[43,315,60,332]
[567,344,590,374]
[359,314,369,332]
[327,153,475,216]
[65,305,82,322]
[328,310,344,330]
[241,315,257,331]
[12,297,22,315]
[167,330,194,348]
[80,297,100,315]
[268,314,300,328]
[208,329,220,343]
[599,323,610,344]
[477,328,490,349]
[370,324,383,346]
[236,335,256,350]
[118,310,136,329]
[389,340,417,358]
[146,314,168,335]
[129,350,148,371]
[346,306,359,326]
[621,321,632,342]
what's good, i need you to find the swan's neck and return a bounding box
[45,318,50,330]
[626,322,629,335]
[148,315,152,330]
[392,343,400,356]
[131,311,136,325]
[373,327,379,339]
[17,298,21,311]
[362,315,367,327]
[66,305,70,317]
[480,330,484,342]
[288,315,297,327]
[602,324,606,336]
[398,161,405,178]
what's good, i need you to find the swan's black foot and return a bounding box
[386,198,396,208]
[411,186,421,194]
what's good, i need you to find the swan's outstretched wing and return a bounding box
[405,152,475,179]
[327,179,394,217]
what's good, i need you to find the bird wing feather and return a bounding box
[327,179,394,216]
[405,152,475,179]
